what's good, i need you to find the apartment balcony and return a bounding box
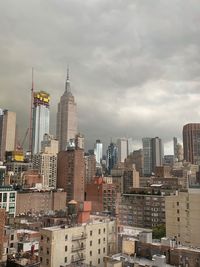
[72,246,86,252]
[71,256,85,263]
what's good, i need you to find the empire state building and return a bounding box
[56,70,78,151]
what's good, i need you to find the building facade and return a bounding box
[142,137,163,176]
[106,142,118,174]
[57,148,85,203]
[0,187,16,216]
[33,134,58,187]
[118,190,165,228]
[165,189,200,247]
[183,123,200,164]
[0,110,16,161]
[117,138,128,163]
[32,91,50,154]
[56,71,78,151]
[94,140,103,165]
[39,216,116,267]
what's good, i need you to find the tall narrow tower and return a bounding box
[56,69,78,151]
[32,91,50,154]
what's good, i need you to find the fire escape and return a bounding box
[71,232,86,263]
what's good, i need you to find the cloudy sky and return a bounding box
[1,0,200,153]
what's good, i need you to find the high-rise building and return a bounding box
[183,123,200,164]
[106,142,118,174]
[94,140,103,165]
[57,148,85,203]
[117,138,129,163]
[173,137,178,160]
[142,137,163,176]
[33,134,58,187]
[166,189,200,247]
[84,153,96,184]
[56,70,78,151]
[0,109,16,161]
[32,91,50,154]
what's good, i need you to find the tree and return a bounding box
[152,224,166,239]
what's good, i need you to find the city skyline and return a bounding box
[1,1,200,153]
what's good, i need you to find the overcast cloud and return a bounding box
[1,0,200,153]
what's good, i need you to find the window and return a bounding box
[40,246,43,252]
[90,261,92,266]
[90,230,92,236]
[10,243,13,248]
[103,247,105,253]
[3,193,7,202]
[103,228,105,233]
[177,217,180,222]
[40,257,43,263]
[98,259,100,264]
[65,245,67,252]
[65,257,67,263]
[11,234,14,241]
[47,237,50,242]
[177,209,179,214]
[46,259,49,265]
[90,241,92,246]
[98,229,101,234]
[47,248,49,255]
[41,235,43,240]
[177,202,179,206]
[98,249,100,254]
[98,239,100,244]
[65,234,68,241]
[90,251,92,256]
[103,237,106,242]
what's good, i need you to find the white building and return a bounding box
[32,91,50,154]
[39,216,116,267]
[117,138,128,163]
[0,187,16,216]
[94,140,103,165]
[33,135,58,187]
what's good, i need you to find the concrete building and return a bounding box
[142,137,163,176]
[57,148,85,203]
[39,215,117,267]
[165,188,200,247]
[118,189,166,228]
[125,149,143,177]
[117,138,128,163]
[85,177,118,215]
[41,134,58,154]
[0,110,16,161]
[183,123,200,164]
[84,154,96,184]
[123,164,140,193]
[32,91,50,154]
[16,190,66,215]
[56,70,78,151]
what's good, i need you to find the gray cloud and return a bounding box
[1,0,200,154]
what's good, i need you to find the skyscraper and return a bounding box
[117,138,128,163]
[57,147,85,203]
[183,123,200,164]
[0,109,16,161]
[142,137,163,176]
[94,139,103,165]
[32,91,50,154]
[106,142,118,174]
[56,70,78,151]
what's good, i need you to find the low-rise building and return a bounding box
[39,216,117,267]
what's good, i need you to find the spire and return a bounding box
[65,66,71,93]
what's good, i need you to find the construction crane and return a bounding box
[16,128,29,151]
